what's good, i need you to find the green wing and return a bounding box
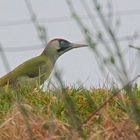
[0,55,48,86]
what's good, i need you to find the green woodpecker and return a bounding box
[0,38,87,87]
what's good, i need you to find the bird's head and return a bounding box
[41,38,87,60]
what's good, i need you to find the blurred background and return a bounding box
[0,0,140,88]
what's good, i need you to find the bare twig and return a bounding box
[129,45,140,51]
[0,43,10,72]
[92,0,129,83]
[24,0,47,47]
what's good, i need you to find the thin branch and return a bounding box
[92,0,129,82]
[0,43,10,72]
[129,45,140,51]
[24,0,47,47]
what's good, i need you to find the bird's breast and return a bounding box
[38,60,55,84]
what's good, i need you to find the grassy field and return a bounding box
[0,84,140,140]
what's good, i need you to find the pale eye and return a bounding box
[60,41,65,46]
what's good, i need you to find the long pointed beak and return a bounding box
[70,43,88,48]
[58,42,88,56]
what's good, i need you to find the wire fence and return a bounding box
[0,9,140,26]
[0,34,139,53]
[0,5,140,73]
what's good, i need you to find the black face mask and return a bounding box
[57,39,71,52]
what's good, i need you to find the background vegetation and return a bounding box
[0,0,140,140]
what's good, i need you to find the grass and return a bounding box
[0,84,140,140]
